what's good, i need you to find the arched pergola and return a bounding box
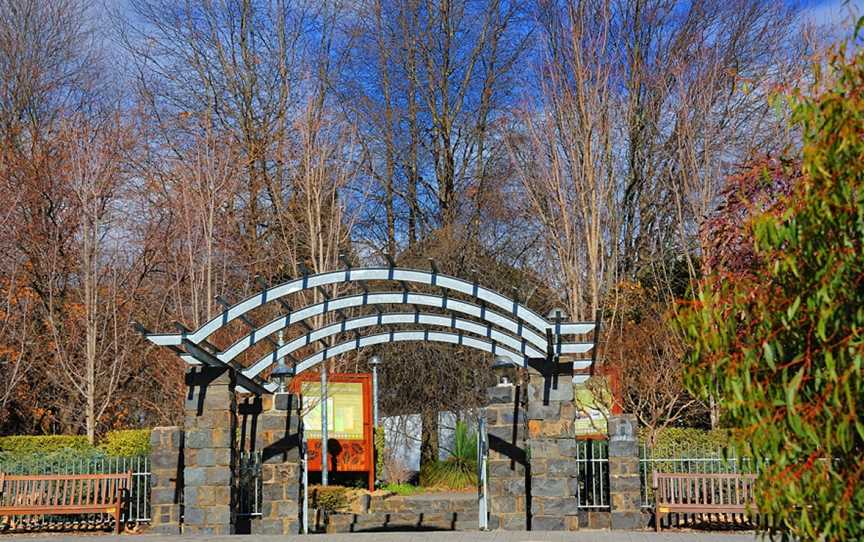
[141,264,600,394]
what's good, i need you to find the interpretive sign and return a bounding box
[572,368,622,438]
[292,373,373,489]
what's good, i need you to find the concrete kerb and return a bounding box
[7,531,763,542]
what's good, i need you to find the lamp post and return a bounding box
[369,355,381,489]
[321,366,329,486]
[369,355,381,429]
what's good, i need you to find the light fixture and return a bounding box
[547,307,569,321]
[270,360,295,393]
[369,355,381,367]
[492,355,517,387]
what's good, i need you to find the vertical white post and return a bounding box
[371,363,379,429]
[302,430,309,534]
[371,361,379,488]
[478,411,489,530]
[320,366,329,486]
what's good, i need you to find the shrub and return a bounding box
[99,429,151,457]
[0,447,109,475]
[382,455,411,486]
[420,459,477,489]
[679,40,864,541]
[0,435,92,456]
[311,485,350,512]
[643,428,732,458]
[374,427,385,482]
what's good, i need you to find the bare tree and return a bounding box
[509,0,618,321]
[41,115,137,442]
[603,281,705,444]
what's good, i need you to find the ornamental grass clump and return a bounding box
[420,421,477,489]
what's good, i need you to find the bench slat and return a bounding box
[0,471,131,534]
[653,472,757,532]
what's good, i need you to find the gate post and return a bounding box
[182,366,238,535]
[149,426,183,534]
[525,369,582,531]
[485,382,528,530]
[608,415,643,529]
[253,391,301,535]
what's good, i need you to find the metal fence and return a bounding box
[639,446,755,508]
[572,439,610,509]
[0,454,151,523]
[238,450,262,518]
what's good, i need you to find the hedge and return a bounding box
[642,427,734,458]
[98,429,151,457]
[0,435,92,456]
[0,429,152,458]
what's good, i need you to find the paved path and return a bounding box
[3,531,759,542]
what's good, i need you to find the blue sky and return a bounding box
[800,0,863,26]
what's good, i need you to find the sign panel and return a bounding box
[302,382,365,440]
[572,368,622,438]
[292,373,373,490]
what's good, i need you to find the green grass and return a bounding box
[382,482,421,495]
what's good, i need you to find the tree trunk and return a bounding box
[420,409,439,470]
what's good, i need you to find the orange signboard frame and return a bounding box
[290,372,374,490]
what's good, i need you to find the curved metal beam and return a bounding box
[149,291,584,354]
[242,312,551,378]
[260,330,594,391]
[147,267,595,347]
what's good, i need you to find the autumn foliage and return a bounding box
[680,43,864,540]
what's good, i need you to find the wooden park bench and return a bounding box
[0,472,131,534]
[653,471,757,532]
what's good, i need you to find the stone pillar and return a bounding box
[486,383,528,530]
[525,370,582,531]
[183,366,238,535]
[253,392,301,535]
[149,426,183,534]
[608,415,641,529]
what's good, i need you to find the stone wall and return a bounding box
[484,366,644,532]
[608,415,643,529]
[524,370,582,531]
[486,383,528,530]
[182,366,238,535]
[147,364,644,535]
[250,392,302,535]
[148,426,183,534]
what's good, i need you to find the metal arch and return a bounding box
[241,312,552,378]
[148,291,592,360]
[145,267,595,347]
[262,329,595,391]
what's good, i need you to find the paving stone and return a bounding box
[611,510,644,530]
[531,515,565,530]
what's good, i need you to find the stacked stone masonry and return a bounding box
[148,364,645,534]
[148,426,183,534]
[251,392,302,535]
[485,384,528,530]
[182,367,238,535]
[323,492,478,533]
[524,372,581,531]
